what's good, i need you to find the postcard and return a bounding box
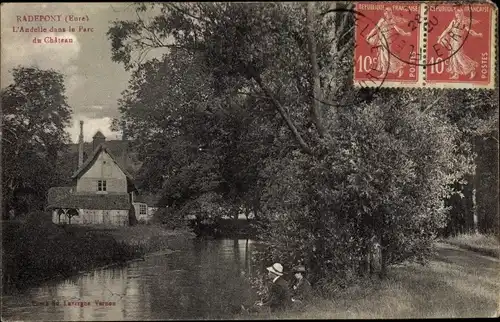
[1,2,498,321]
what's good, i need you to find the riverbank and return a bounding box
[67,224,196,253]
[237,242,499,319]
[188,218,257,239]
[1,214,195,294]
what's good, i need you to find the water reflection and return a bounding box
[2,239,260,321]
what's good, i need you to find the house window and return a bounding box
[139,204,147,215]
[97,180,107,191]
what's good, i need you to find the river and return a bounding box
[2,238,263,320]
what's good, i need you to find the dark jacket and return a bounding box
[262,276,293,311]
[292,277,312,302]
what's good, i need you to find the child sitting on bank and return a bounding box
[290,265,312,304]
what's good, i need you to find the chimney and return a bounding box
[121,121,128,141]
[78,121,84,168]
[121,121,128,167]
[92,130,106,151]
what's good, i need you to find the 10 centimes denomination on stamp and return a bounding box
[424,1,497,89]
[354,0,498,89]
[354,2,424,88]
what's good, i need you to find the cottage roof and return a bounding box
[68,140,132,157]
[56,140,141,186]
[71,143,135,185]
[134,193,162,206]
[47,193,131,210]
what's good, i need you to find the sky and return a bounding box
[1,3,145,143]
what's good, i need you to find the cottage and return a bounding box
[132,194,160,223]
[47,121,154,226]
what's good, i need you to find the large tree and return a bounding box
[1,67,72,217]
[111,47,271,222]
[108,2,356,217]
[108,2,358,154]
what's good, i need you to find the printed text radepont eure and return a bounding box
[16,15,89,22]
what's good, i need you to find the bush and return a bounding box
[255,102,471,286]
[152,207,186,229]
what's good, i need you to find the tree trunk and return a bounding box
[472,187,478,234]
[306,2,325,138]
[369,233,382,278]
[472,136,479,234]
[361,245,371,278]
[232,206,239,222]
[474,133,499,235]
[252,197,260,220]
[379,233,387,279]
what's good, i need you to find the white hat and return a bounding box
[266,263,284,276]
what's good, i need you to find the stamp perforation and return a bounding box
[422,3,428,87]
[490,0,498,91]
[353,0,498,90]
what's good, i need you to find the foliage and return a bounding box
[246,274,270,302]
[1,67,72,216]
[256,100,471,284]
[108,2,496,288]
[112,46,271,221]
[152,206,189,229]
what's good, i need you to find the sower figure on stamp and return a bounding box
[291,265,313,305]
[437,8,482,80]
[255,263,293,312]
[365,7,412,79]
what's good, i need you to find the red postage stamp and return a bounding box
[425,2,497,89]
[354,2,423,88]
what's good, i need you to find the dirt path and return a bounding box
[433,242,499,278]
[417,242,500,317]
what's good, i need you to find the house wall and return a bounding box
[143,206,158,223]
[148,207,158,217]
[76,150,127,193]
[52,209,129,226]
[132,202,153,222]
[52,210,60,224]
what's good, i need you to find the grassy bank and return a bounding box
[237,242,499,319]
[442,233,499,258]
[2,213,194,293]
